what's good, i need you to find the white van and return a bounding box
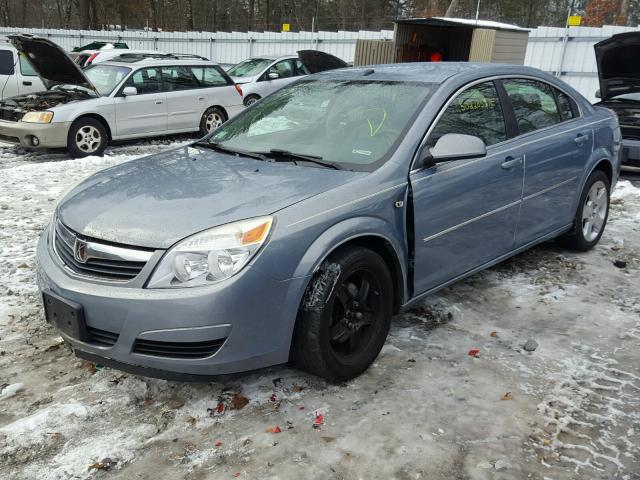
[0,43,45,99]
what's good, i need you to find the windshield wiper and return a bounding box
[196,142,267,161]
[260,149,341,170]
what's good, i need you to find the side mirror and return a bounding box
[430,133,486,162]
[122,86,138,97]
[267,72,279,80]
[594,89,601,99]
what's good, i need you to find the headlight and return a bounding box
[22,111,54,123]
[147,216,273,289]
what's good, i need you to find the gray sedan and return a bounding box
[37,62,621,381]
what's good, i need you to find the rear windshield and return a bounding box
[84,64,131,96]
[227,58,273,78]
[209,79,435,172]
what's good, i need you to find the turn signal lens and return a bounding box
[235,83,243,96]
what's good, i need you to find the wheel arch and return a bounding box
[71,113,112,141]
[203,105,228,120]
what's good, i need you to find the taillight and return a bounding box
[86,52,99,65]
[235,84,243,97]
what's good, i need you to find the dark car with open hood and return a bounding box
[594,32,640,171]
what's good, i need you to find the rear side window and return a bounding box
[0,49,15,75]
[19,53,37,76]
[189,66,229,87]
[428,81,507,147]
[502,79,563,134]
[161,66,200,91]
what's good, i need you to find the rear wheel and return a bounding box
[291,246,393,381]
[558,170,610,251]
[67,117,107,158]
[199,107,226,135]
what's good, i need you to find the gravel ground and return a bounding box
[1,141,639,480]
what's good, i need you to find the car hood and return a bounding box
[7,34,99,94]
[231,74,259,84]
[595,32,640,100]
[57,144,363,249]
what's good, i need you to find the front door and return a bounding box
[411,80,524,295]
[257,59,297,97]
[115,67,167,136]
[499,78,591,245]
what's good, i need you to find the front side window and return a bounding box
[227,58,273,78]
[295,59,310,76]
[209,79,435,171]
[161,66,199,91]
[0,50,15,75]
[268,60,294,79]
[19,53,37,76]
[85,64,131,96]
[122,67,161,94]
[503,78,562,134]
[428,81,507,147]
[189,66,229,87]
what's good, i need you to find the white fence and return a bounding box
[1,24,638,101]
[525,25,640,102]
[0,26,394,65]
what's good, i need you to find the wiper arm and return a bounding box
[261,149,341,170]
[196,142,267,161]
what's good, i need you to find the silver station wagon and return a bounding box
[37,63,621,381]
[0,35,243,157]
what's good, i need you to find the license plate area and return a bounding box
[42,290,89,342]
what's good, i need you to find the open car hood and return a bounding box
[296,50,348,73]
[594,32,640,100]
[8,34,99,94]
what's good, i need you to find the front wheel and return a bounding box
[290,246,393,381]
[67,117,107,158]
[558,170,610,251]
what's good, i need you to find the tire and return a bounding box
[557,169,610,251]
[244,94,260,107]
[67,117,107,158]
[291,246,394,382]
[199,107,227,135]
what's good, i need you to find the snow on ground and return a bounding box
[0,139,639,480]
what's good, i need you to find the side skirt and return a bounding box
[401,223,573,310]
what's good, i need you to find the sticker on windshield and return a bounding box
[352,149,372,156]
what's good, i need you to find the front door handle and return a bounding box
[155,100,163,105]
[198,96,205,101]
[501,156,523,169]
[22,81,32,86]
[574,134,589,145]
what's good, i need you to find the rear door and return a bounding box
[183,65,238,127]
[114,67,167,136]
[162,65,202,131]
[0,48,18,99]
[410,80,524,294]
[499,78,589,246]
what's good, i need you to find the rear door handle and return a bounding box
[574,134,589,145]
[501,156,523,169]
[22,81,32,86]
[198,96,205,101]
[155,100,163,105]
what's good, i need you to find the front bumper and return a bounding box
[0,120,70,148]
[36,227,307,380]
[622,138,640,170]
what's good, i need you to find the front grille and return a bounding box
[54,220,152,281]
[621,125,640,140]
[132,338,226,359]
[0,133,19,143]
[0,108,24,122]
[87,326,119,347]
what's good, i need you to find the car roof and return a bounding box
[245,55,297,61]
[310,62,550,84]
[100,57,219,68]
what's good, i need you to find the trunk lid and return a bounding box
[594,32,640,100]
[7,34,99,95]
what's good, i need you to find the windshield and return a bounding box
[209,79,435,171]
[84,64,131,96]
[227,58,274,78]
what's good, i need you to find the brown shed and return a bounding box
[354,17,529,66]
